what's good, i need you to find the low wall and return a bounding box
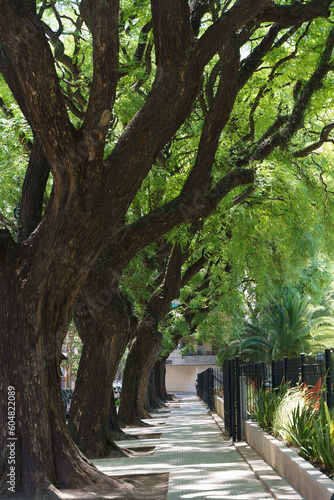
[214,396,224,417]
[244,420,334,500]
[213,396,334,500]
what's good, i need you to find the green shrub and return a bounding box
[272,386,313,444]
[280,397,318,461]
[312,400,334,475]
[253,383,288,433]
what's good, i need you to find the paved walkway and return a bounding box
[92,394,303,499]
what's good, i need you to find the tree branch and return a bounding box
[182,35,240,195]
[197,0,272,67]
[151,0,193,71]
[0,2,76,169]
[19,138,50,242]
[181,253,207,289]
[82,0,119,136]
[259,0,331,27]
[249,26,334,164]
[292,122,334,158]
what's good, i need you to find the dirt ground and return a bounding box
[1,474,169,500]
[60,473,169,499]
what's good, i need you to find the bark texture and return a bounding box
[68,281,137,456]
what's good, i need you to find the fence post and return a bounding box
[208,367,214,410]
[300,353,306,384]
[271,360,276,388]
[229,359,236,441]
[261,361,266,388]
[223,361,229,434]
[240,372,248,432]
[283,356,288,384]
[325,349,332,409]
[236,357,241,441]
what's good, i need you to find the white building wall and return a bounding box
[166,364,217,393]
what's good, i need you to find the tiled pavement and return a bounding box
[92,394,303,499]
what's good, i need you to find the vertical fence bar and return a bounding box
[271,360,276,388]
[229,359,236,441]
[209,367,214,410]
[223,361,230,436]
[300,353,306,384]
[283,356,288,384]
[261,362,265,388]
[325,349,332,409]
[236,357,241,441]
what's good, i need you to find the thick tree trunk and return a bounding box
[0,265,134,498]
[154,358,170,401]
[68,287,137,457]
[118,324,163,426]
[146,366,163,411]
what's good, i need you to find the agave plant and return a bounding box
[253,383,289,433]
[312,400,334,475]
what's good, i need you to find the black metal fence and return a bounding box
[197,367,223,411]
[197,349,333,441]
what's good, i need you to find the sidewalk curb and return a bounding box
[210,411,303,500]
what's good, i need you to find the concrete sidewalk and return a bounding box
[92,394,303,499]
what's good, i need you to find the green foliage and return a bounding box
[312,400,334,474]
[160,309,191,359]
[253,383,289,433]
[62,322,82,378]
[220,291,334,362]
[273,386,317,445]
[254,384,334,475]
[282,397,318,461]
[0,81,31,226]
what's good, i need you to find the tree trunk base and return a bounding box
[0,477,136,500]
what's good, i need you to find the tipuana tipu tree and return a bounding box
[0,0,333,497]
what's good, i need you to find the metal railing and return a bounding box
[197,349,333,442]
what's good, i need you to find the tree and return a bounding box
[1,1,334,497]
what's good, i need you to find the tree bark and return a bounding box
[146,366,163,411]
[154,358,170,402]
[0,238,134,497]
[118,325,163,425]
[68,283,137,457]
[118,244,186,425]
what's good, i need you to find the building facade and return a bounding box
[165,340,217,393]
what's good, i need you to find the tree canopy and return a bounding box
[1,0,334,497]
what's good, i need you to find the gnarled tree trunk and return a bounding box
[0,232,134,498]
[118,324,163,425]
[68,283,137,457]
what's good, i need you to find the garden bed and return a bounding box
[244,420,334,500]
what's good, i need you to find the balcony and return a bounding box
[166,348,217,366]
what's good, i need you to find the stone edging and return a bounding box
[244,420,334,500]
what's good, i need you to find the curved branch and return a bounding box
[197,0,272,67]
[181,253,207,289]
[259,0,331,27]
[82,0,119,135]
[0,3,76,167]
[293,122,334,158]
[19,137,50,242]
[249,26,334,164]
